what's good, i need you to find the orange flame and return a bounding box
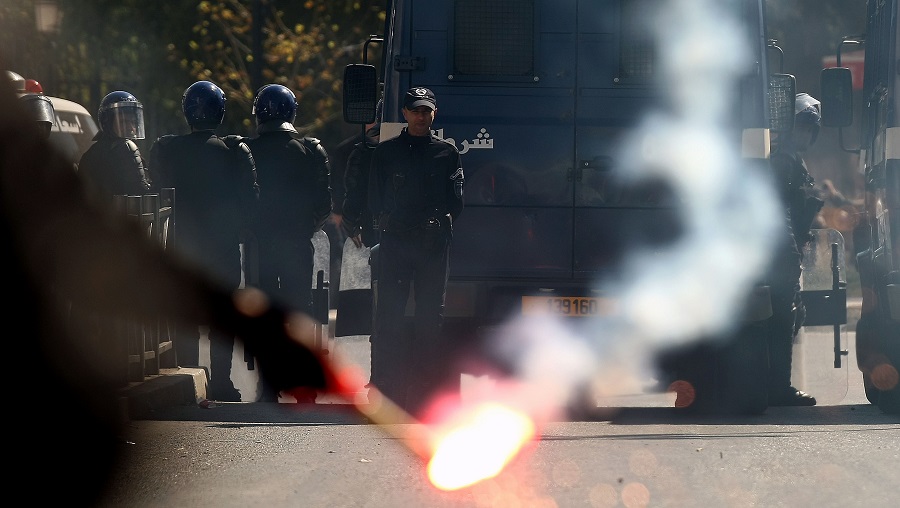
[427,402,536,491]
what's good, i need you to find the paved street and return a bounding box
[98,316,900,507]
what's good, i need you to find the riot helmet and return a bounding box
[98,90,145,140]
[182,80,226,130]
[252,84,297,133]
[20,93,56,139]
[794,92,821,145]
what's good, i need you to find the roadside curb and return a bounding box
[118,367,208,421]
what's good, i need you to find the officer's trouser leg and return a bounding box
[371,236,411,406]
[768,280,800,396]
[209,328,239,401]
[175,323,200,367]
[406,237,451,414]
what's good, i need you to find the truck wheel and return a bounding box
[856,313,900,413]
[877,387,900,414]
[863,376,880,406]
[876,337,900,414]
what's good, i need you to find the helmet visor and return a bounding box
[23,95,56,127]
[107,102,145,140]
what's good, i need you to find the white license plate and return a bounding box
[520,296,612,317]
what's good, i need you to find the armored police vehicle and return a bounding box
[341,0,840,415]
[822,0,900,414]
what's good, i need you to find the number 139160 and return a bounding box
[520,296,608,317]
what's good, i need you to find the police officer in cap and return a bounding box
[242,83,332,402]
[368,87,464,412]
[148,80,259,402]
[78,90,151,205]
[766,92,825,406]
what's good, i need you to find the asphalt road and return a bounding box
[97,324,899,508]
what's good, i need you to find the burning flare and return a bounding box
[427,402,536,491]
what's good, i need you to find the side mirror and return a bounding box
[342,64,379,124]
[768,73,796,134]
[820,67,853,128]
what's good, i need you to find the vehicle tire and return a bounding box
[876,330,900,415]
[863,375,880,406]
[857,312,900,413]
[855,314,881,405]
[877,387,900,414]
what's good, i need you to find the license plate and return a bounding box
[521,296,611,317]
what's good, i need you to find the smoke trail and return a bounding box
[489,0,782,408]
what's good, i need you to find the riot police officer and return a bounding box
[242,83,332,402]
[1,81,330,505]
[19,92,56,139]
[78,90,151,204]
[368,87,464,413]
[766,92,824,406]
[148,80,259,402]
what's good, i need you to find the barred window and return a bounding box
[619,0,656,81]
[453,0,534,78]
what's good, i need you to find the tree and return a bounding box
[2,1,385,152]
[180,0,385,144]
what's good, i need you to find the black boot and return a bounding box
[209,330,240,401]
[769,387,817,406]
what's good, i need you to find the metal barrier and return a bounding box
[113,189,177,382]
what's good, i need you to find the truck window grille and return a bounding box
[453,0,534,77]
[619,0,656,81]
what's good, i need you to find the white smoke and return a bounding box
[488,0,782,410]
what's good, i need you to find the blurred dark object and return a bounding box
[0,62,330,505]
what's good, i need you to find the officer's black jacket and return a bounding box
[148,130,257,285]
[342,139,377,246]
[770,147,823,247]
[77,132,150,203]
[243,131,332,239]
[368,128,464,232]
[330,132,366,216]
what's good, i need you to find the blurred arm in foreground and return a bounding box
[0,66,332,504]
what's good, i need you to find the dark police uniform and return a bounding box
[342,137,378,247]
[78,132,150,204]
[244,132,330,403]
[368,126,464,411]
[767,140,823,405]
[148,130,258,400]
[243,132,332,315]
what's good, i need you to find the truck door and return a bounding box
[402,0,680,285]
[400,0,670,282]
[572,0,677,280]
[417,0,578,281]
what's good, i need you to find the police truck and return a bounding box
[340,0,834,415]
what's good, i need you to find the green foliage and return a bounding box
[1,1,862,154]
[179,0,385,139]
[1,0,384,151]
